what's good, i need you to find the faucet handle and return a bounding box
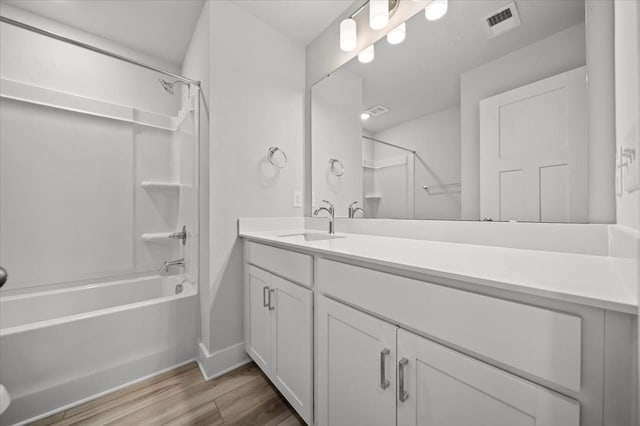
[349,201,359,208]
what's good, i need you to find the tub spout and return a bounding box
[160,258,184,273]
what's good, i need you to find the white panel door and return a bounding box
[245,266,273,373]
[316,296,397,426]
[397,329,580,426]
[271,274,313,424]
[480,66,588,222]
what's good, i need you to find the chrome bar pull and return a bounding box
[380,348,390,389]
[268,289,275,311]
[263,286,269,307]
[399,357,409,402]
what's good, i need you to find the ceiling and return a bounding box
[232,0,356,46]
[342,0,586,133]
[2,0,205,66]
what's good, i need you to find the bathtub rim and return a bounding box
[0,274,197,338]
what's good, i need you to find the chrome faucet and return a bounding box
[160,258,184,273]
[314,200,335,234]
[348,201,364,218]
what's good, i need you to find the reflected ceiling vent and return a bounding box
[364,105,390,117]
[482,2,521,38]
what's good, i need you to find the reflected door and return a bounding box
[479,66,588,222]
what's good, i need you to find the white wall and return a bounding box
[460,23,586,220]
[374,105,461,220]
[189,1,305,371]
[0,3,181,116]
[614,1,640,232]
[312,67,363,216]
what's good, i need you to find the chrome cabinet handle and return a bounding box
[268,289,275,310]
[380,348,390,389]
[263,286,269,307]
[399,357,409,402]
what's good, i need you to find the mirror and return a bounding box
[312,0,611,223]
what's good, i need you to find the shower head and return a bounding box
[159,78,176,95]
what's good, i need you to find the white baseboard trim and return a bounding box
[196,341,251,381]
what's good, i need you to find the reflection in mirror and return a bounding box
[311,0,610,223]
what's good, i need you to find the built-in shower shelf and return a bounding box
[141,181,182,191]
[364,194,382,199]
[141,233,175,242]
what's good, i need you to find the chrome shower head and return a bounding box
[159,78,175,95]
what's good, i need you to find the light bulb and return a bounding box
[370,0,388,30]
[387,22,406,44]
[340,18,357,51]
[360,112,371,120]
[425,0,448,21]
[358,45,375,63]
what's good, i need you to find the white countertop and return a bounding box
[240,229,638,314]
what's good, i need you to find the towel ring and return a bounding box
[268,147,287,168]
[329,158,344,176]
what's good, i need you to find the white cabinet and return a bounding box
[397,329,580,426]
[316,296,397,426]
[244,265,313,424]
[317,295,579,426]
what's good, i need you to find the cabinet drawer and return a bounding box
[318,259,582,392]
[247,242,313,287]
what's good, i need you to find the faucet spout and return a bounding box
[313,200,335,234]
[160,258,185,273]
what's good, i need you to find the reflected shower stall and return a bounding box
[363,135,461,220]
[0,15,200,425]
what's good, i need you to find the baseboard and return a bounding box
[196,341,251,381]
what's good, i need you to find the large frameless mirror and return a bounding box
[312,0,613,223]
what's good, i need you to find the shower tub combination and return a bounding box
[0,274,197,425]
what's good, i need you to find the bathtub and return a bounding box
[0,274,198,426]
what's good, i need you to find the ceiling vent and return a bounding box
[482,2,521,38]
[365,105,390,117]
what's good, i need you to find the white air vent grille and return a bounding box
[365,105,389,117]
[482,2,521,38]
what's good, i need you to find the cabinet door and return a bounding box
[317,296,397,426]
[245,265,273,373]
[397,329,579,426]
[271,274,313,424]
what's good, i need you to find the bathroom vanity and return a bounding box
[241,227,637,426]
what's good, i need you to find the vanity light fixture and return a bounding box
[360,112,371,120]
[370,0,389,30]
[387,22,406,44]
[358,45,375,63]
[339,0,399,52]
[340,18,357,51]
[425,0,448,21]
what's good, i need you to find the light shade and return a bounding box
[358,45,375,63]
[425,0,448,21]
[340,18,357,51]
[387,22,406,44]
[370,0,389,30]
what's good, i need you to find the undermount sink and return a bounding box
[278,233,346,242]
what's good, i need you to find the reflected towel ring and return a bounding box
[329,158,344,176]
[268,147,287,168]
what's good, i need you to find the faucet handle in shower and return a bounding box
[169,225,187,246]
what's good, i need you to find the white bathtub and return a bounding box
[0,274,198,426]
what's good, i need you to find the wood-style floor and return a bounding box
[30,362,304,426]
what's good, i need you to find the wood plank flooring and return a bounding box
[30,362,304,426]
